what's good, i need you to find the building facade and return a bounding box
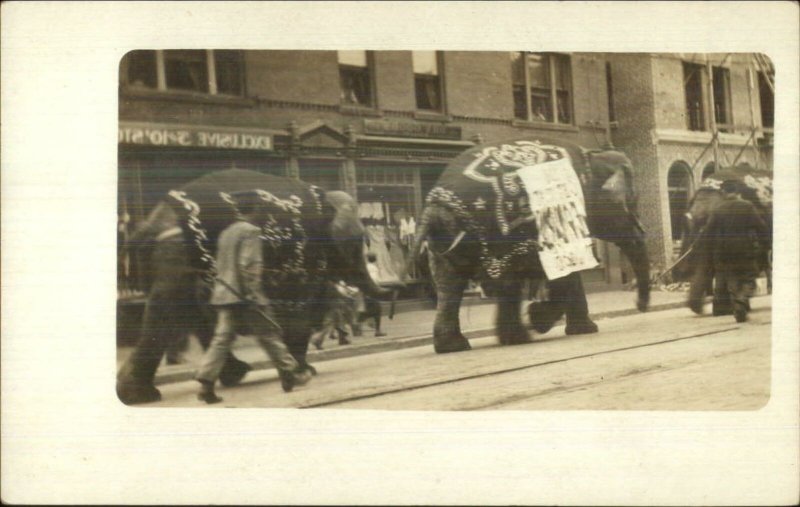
[605,53,774,268]
[118,50,631,297]
[118,50,774,297]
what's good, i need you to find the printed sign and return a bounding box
[118,122,273,151]
[363,119,462,140]
[516,156,598,280]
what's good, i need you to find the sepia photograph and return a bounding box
[116,50,774,411]
[2,2,798,505]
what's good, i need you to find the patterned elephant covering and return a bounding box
[426,137,598,280]
[164,169,329,311]
[701,164,773,214]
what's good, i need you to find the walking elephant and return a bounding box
[117,169,386,405]
[414,137,651,353]
[673,164,772,315]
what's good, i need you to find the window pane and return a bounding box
[683,62,705,131]
[510,52,525,85]
[164,50,208,92]
[412,51,438,75]
[513,84,527,119]
[712,66,731,128]
[214,50,243,96]
[531,92,552,122]
[124,50,157,89]
[337,50,368,67]
[527,53,549,88]
[340,66,372,106]
[415,75,441,110]
[554,54,571,90]
[758,72,774,128]
[557,90,571,123]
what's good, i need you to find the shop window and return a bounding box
[413,51,443,111]
[120,50,245,96]
[683,62,705,131]
[758,71,774,129]
[338,50,374,107]
[299,159,342,192]
[712,66,732,132]
[510,52,572,124]
[356,162,420,280]
[668,162,693,241]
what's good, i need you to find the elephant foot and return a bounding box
[117,380,161,405]
[497,326,532,346]
[688,299,705,315]
[527,301,564,335]
[565,319,599,336]
[636,296,650,312]
[218,357,252,387]
[434,334,472,354]
[299,361,317,376]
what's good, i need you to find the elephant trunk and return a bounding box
[618,238,651,312]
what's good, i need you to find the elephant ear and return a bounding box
[589,150,636,210]
[324,190,364,240]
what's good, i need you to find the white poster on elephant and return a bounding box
[517,156,598,280]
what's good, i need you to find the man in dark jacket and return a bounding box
[703,180,770,322]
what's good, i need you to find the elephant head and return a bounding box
[582,149,650,311]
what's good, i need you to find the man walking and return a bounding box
[703,180,770,323]
[195,191,311,403]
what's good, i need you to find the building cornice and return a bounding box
[651,128,755,147]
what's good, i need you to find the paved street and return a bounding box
[144,296,771,410]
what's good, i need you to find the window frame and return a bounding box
[120,49,246,98]
[683,61,706,132]
[412,51,445,113]
[511,52,574,125]
[758,70,775,130]
[338,50,376,109]
[711,65,733,133]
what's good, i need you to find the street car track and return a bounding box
[300,325,741,408]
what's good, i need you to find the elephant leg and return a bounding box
[711,270,733,316]
[494,280,532,346]
[281,313,317,375]
[552,272,598,335]
[527,298,565,335]
[429,253,471,354]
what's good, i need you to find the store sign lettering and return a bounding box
[363,119,462,140]
[119,125,272,151]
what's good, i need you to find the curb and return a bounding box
[152,297,693,386]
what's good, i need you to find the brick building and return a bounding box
[116,50,775,296]
[118,50,629,296]
[605,53,774,268]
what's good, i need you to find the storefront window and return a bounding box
[357,163,418,283]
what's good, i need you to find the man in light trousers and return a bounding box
[195,192,311,404]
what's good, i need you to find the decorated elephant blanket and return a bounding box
[426,137,598,280]
[163,169,329,311]
[700,165,773,216]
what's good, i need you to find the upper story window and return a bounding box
[413,51,443,112]
[683,62,705,131]
[511,52,573,124]
[338,50,374,107]
[605,61,616,123]
[758,71,774,129]
[120,50,245,96]
[712,66,732,132]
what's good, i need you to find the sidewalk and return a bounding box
[117,288,706,386]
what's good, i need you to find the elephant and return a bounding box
[116,169,385,405]
[413,137,651,353]
[673,165,772,315]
